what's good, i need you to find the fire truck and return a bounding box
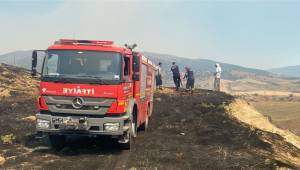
[31,39,157,149]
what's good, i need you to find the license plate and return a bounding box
[52,117,88,130]
[52,117,63,124]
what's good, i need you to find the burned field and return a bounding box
[0,64,298,169]
[0,90,287,169]
[129,90,276,169]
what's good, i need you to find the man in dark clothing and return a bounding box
[171,62,181,91]
[183,66,195,93]
[156,62,163,89]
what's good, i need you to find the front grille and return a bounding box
[56,104,100,111]
[40,111,105,118]
[43,96,115,115]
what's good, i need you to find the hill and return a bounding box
[0,50,273,80]
[144,52,273,81]
[269,65,300,78]
[1,50,299,93]
[144,52,300,93]
[1,64,300,169]
[0,65,300,169]
[0,50,43,72]
[0,51,33,70]
[0,63,38,98]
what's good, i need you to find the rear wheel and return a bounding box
[140,115,149,131]
[140,106,150,131]
[49,135,66,150]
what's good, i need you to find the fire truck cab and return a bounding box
[32,39,156,149]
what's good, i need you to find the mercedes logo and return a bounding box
[72,97,84,109]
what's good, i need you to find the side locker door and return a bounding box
[140,57,148,123]
[132,53,143,125]
[140,63,147,100]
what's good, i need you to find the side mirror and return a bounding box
[133,54,140,72]
[132,53,140,81]
[31,50,37,77]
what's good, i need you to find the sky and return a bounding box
[0,0,300,69]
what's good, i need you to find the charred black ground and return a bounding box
[128,90,275,169]
[0,64,291,169]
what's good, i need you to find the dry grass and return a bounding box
[251,101,300,121]
[21,116,36,122]
[233,91,300,97]
[250,100,300,136]
[0,64,38,99]
[226,100,300,167]
[1,134,16,145]
[0,156,5,166]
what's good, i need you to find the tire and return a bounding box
[49,135,66,150]
[131,118,137,137]
[140,115,149,131]
[119,107,138,150]
[140,106,150,131]
[119,131,132,150]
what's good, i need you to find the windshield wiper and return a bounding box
[56,78,74,83]
[76,75,103,79]
[42,74,115,85]
[75,75,111,84]
[43,75,73,83]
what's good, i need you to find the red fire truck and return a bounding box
[31,39,157,149]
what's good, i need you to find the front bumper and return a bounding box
[36,113,129,136]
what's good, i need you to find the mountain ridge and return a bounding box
[0,50,274,80]
[269,65,300,78]
[143,51,273,81]
[0,50,299,93]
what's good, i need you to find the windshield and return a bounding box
[42,50,122,83]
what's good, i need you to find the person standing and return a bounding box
[171,62,181,91]
[183,66,195,93]
[156,62,163,90]
[214,63,222,91]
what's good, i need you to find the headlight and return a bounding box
[37,119,50,129]
[104,123,120,132]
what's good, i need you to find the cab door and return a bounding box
[132,52,141,99]
[123,54,133,100]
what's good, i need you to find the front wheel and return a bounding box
[118,120,136,150]
[118,131,132,150]
[131,119,137,137]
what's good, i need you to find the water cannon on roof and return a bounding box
[124,43,137,50]
[55,39,114,46]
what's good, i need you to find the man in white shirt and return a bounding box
[214,63,222,91]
